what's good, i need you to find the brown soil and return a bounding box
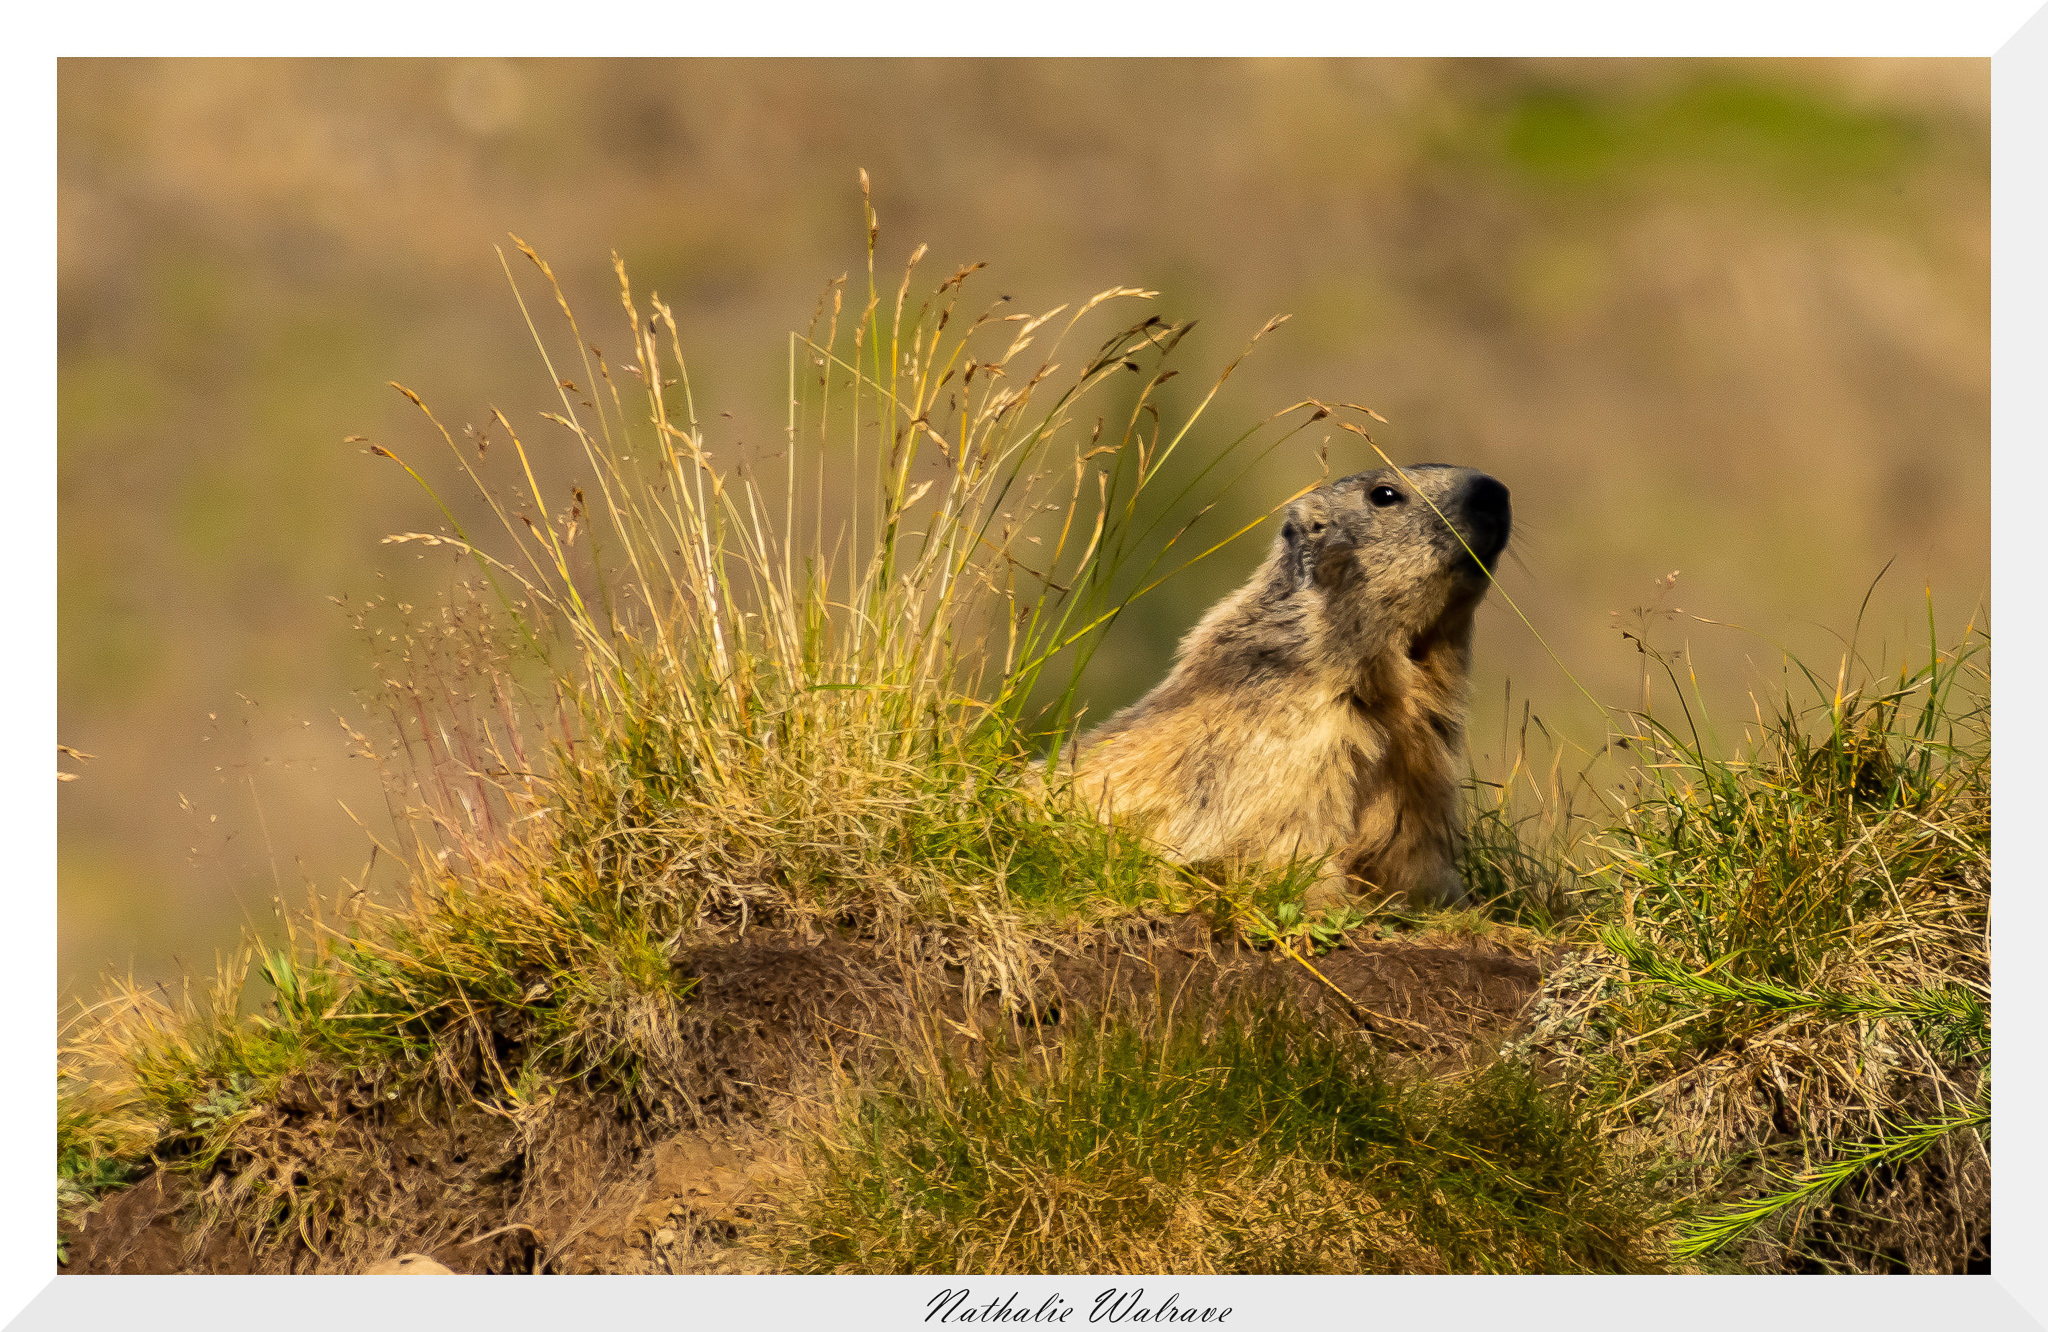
[59,915,1549,1276]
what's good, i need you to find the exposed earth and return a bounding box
[62,915,1550,1275]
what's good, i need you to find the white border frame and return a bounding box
[16,5,2042,1328]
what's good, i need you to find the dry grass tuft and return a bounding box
[58,209,1351,1259]
[1509,621,1989,1272]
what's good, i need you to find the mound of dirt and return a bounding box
[59,916,1550,1275]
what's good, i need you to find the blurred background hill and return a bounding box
[57,57,1987,1008]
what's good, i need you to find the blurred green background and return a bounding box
[57,58,1988,1008]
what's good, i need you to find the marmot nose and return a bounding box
[1461,474,1511,563]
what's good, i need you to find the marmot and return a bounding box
[1063,464,1511,908]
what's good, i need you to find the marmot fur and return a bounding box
[1064,464,1511,907]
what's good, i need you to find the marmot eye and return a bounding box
[1368,485,1403,507]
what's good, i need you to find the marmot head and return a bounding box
[1271,464,1511,664]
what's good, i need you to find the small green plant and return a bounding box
[1599,927,1988,1060]
[1670,1098,1988,1261]
[1243,902,1371,956]
[184,1072,257,1136]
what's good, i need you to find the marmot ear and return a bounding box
[1280,516,1357,594]
[1280,519,1315,593]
